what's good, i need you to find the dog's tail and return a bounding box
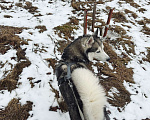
[71,68,106,120]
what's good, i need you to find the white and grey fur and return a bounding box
[62,29,110,63]
[56,28,110,120]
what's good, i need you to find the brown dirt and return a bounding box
[0,98,33,120]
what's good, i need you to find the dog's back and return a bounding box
[72,68,106,120]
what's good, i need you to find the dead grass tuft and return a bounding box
[124,9,138,19]
[15,2,23,7]
[110,25,127,35]
[141,25,150,35]
[142,118,150,120]
[121,0,140,8]
[130,2,140,8]
[0,59,31,91]
[4,15,13,18]
[45,58,57,70]
[144,17,150,24]
[56,40,71,54]
[112,12,128,23]
[110,37,135,55]
[138,8,147,13]
[143,47,150,62]
[0,4,13,10]
[121,0,134,2]
[35,25,47,33]
[0,25,28,54]
[24,1,38,13]
[137,20,146,26]
[69,17,79,25]
[0,79,17,92]
[0,98,33,120]
[54,23,79,40]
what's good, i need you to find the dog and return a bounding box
[56,28,110,120]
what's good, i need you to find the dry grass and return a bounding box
[110,37,135,55]
[54,21,79,40]
[95,41,134,107]
[0,98,33,120]
[120,0,140,8]
[24,1,38,13]
[0,59,31,91]
[138,8,147,13]
[110,25,127,35]
[45,58,57,70]
[0,25,28,54]
[130,2,140,8]
[55,40,71,54]
[0,26,31,91]
[124,9,138,19]
[121,0,134,2]
[143,47,150,62]
[54,16,79,40]
[112,12,128,23]
[141,25,150,35]
[35,25,47,33]
[4,15,13,18]
[0,4,13,10]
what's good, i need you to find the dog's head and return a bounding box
[82,28,110,62]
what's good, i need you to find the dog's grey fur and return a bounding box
[62,31,110,63]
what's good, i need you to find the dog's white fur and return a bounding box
[71,68,106,120]
[88,43,110,61]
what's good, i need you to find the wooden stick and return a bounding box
[84,9,87,35]
[103,8,114,37]
[92,3,96,32]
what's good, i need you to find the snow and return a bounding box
[0,0,150,120]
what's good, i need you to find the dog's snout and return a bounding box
[106,58,110,61]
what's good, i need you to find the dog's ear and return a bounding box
[85,36,94,47]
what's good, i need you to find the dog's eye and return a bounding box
[96,51,100,53]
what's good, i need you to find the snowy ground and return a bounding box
[0,0,150,120]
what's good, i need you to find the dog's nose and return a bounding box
[106,58,110,61]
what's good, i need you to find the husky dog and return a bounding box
[56,28,110,120]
